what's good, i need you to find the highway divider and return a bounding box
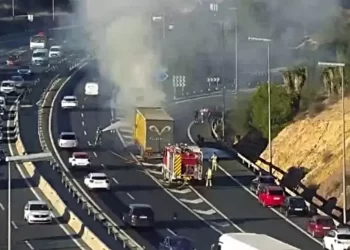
[36,60,143,250]
[209,120,345,226]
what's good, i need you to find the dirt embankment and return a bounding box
[256,97,350,209]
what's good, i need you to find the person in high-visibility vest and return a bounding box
[210,152,218,171]
[206,167,213,188]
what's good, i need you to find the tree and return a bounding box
[250,84,294,138]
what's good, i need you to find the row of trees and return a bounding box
[228,64,348,140]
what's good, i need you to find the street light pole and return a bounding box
[221,21,226,139]
[6,152,53,250]
[162,13,165,40]
[7,161,11,250]
[12,0,15,18]
[229,7,238,93]
[318,61,346,223]
[52,0,55,21]
[248,36,272,173]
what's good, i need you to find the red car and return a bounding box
[306,215,336,238]
[6,55,19,65]
[258,185,285,207]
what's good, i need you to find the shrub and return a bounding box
[250,83,294,138]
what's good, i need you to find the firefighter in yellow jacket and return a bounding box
[206,167,213,188]
[210,152,218,171]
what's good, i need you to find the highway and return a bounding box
[51,64,322,249]
[0,27,89,249]
[51,72,225,250]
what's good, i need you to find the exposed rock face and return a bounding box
[256,97,350,208]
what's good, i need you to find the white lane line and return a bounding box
[166,228,177,236]
[108,150,129,161]
[81,121,85,126]
[0,202,5,210]
[81,113,84,118]
[127,193,135,200]
[101,164,105,168]
[82,104,84,109]
[193,209,216,216]
[83,131,87,135]
[11,221,18,229]
[113,178,119,184]
[93,152,97,157]
[168,188,191,194]
[25,240,34,250]
[187,121,322,245]
[180,198,204,204]
[87,141,91,146]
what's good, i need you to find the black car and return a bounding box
[122,204,155,228]
[250,175,275,194]
[159,236,195,250]
[280,196,309,217]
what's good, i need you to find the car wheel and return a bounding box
[312,230,316,237]
[322,241,326,249]
[331,245,334,250]
[262,201,266,207]
[284,210,289,217]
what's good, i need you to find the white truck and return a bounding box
[211,233,301,250]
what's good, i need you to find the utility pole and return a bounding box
[221,21,226,139]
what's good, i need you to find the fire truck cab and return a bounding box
[162,144,203,184]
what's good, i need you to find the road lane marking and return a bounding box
[81,113,84,118]
[25,240,34,250]
[112,178,119,184]
[81,121,84,126]
[87,141,91,145]
[101,163,105,168]
[82,104,84,109]
[108,150,129,161]
[166,228,177,236]
[11,221,18,229]
[187,121,323,245]
[179,198,204,204]
[83,131,87,135]
[168,188,191,194]
[193,209,216,216]
[0,202,5,210]
[93,152,97,157]
[127,193,135,200]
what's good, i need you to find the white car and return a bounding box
[58,132,78,148]
[10,75,24,88]
[49,45,63,58]
[85,82,99,96]
[0,96,6,111]
[69,152,90,167]
[32,48,49,65]
[0,80,16,94]
[24,200,52,224]
[17,65,32,75]
[61,96,78,109]
[84,173,110,190]
[323,228,350,250]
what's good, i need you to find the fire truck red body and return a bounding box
[162,144,203,183]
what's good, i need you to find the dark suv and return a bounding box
[123,204,155,228]
[280,196,309,217]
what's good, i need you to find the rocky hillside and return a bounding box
[256,97,350,209]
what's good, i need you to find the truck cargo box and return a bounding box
[134,107,174,157]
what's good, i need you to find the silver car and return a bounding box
[58,132,78,148]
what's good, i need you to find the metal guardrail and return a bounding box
[210,120,345,226]
[36,58,143,250]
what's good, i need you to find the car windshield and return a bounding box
[20,66,30,70]
[50,47,60,51]
[31,36,46,43]
[75,154,88,159]
[259,176,275,184]
[338,234,350,240]
[64,97,76,101]
[317,218,334,226]
[169,238,192,249]
[2,82,12,87]
[33,52,46,57]
[132,207,154,217]
[61,134,76,140]
[290,198,306,207]
[92,176,107,181]
[269,190,283,196]
[30,204,49,211]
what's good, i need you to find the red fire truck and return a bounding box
[162,144,203,185]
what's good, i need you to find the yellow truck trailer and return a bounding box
[134,107,174,158]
